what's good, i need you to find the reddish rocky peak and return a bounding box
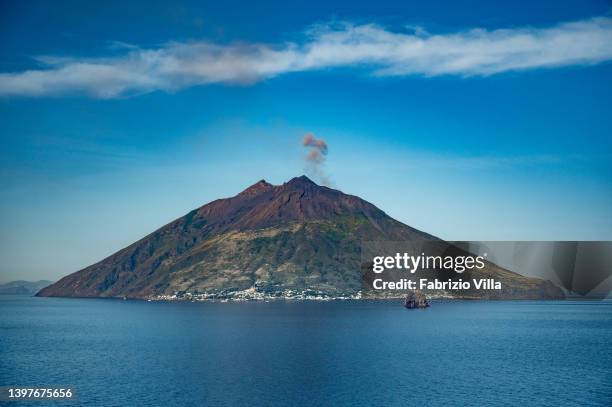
[238,176,319,198]
[282,175,318,189]
[238,179,274,197]
[286,175,316,184]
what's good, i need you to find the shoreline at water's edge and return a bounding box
[30,293,584,302]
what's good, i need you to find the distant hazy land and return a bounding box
[0,280,53,295]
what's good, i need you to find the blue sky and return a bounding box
[1,0,611,282]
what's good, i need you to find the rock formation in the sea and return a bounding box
[404,291,429,309]
[37,176,564,300]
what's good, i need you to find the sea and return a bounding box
[1,296,611,406]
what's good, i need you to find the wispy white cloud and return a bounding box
[2,17,612,98]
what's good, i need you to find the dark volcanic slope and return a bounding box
[38,176,562,299]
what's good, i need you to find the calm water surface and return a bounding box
[1,296,611,406]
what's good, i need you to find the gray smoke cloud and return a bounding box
[302,133,330,186]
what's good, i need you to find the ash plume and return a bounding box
[302,133,331,186]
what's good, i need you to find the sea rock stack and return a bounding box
[404,291,429,309]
